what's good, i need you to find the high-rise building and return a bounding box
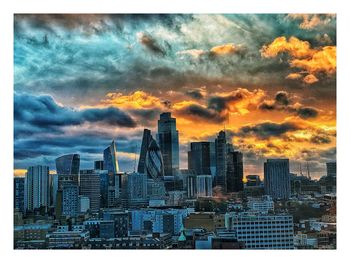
[138,129,153,174]
[264,159,291,200]
[121,172,148,207]
[215,130,227,192]
[157,112,179,176]
[14,177,25,212]
[246,175,261,187]
[78,195,90,213]
[62,184,79,217]
[103,210,129,237]
[79,170,101,212]
[196,175,213,197]
[145,138,164,180]
[94,160,104,170]
[326,162,336,177]
[188,142,216,176]
[24,165,50,212]
[103,140,119,175]
[55,154,80,184]
[225,212,294,249]
[227,150,244,192]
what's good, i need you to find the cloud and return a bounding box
[14,93,136,139]
[261,36,336,83]
[177,49,206,59]
[137,32,166,56]
[287,14,335,30]
[185,87,207,100]
[207,88,254,112]
[275,91,290,106]
[175,103,227,124]
[303,74,319,84]
[210,43,244,56]
[296,106,319,119]
[238,121,301,139]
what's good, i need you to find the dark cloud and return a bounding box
[186,90,204,100]
[208,91,244,112]
[296,107,319,119]
[175,104,227,124]
[238,121,301,139]
[275,91,290,105]
[310,134,332,144]
[138,32,166,56]
[14,93,136,138]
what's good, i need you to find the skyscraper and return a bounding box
[264,159,291,200]
[138,129,153,174]
[55,154,80,184]
[188,142,215,176]
[79,170,101,212]
[62,184,79,217]
[157,112,179,176]
[215,130,227,192]
[145,138,164,180]
[226,150,244,192]
[326,162,336,177]
[103,140,119,175]
[196,175,213,197]
[24,165,50,212]
[94,160,104,170]
[14,177,25,212]
[121,172,148,207]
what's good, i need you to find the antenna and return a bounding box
[306,162,311,180]
[299,163,303,177]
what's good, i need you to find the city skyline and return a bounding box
[14,14,336,178]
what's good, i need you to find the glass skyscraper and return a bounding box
[103,140,120,175]
[145,138,164,180]
[226,150,244,193]
[138,128,153,174]
[188,142,215,176]
[157,112,179,177]
[55,154,80,184]
[215,130,227,192]
[264,159,291,200]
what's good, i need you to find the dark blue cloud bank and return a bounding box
[14,14,336,173]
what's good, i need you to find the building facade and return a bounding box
[157,112,179,177]
[79,170,101,212]
[215,130,227,192]
[55,154,80,184]
[226,150,244,193]
[103,140,120,175]
[264,159,291,200]
[14,177,25,212]
[138,128,153,174]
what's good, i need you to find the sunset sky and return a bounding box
[14,14,336,178]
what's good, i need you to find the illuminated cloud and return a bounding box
[261,36,336,84]
[287,14,335,30]
[210,43,244,56]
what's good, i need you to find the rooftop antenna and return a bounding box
[306,162,311,180]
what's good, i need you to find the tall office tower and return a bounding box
[14,177,25,212]
[264,159,291,200]
[226,150,244,192]
[246,175,261,187]
[94,160,104,170]
[215,130,227,192]
[55,154,80,184]
[145,138,164,180]
[225,212,294,249]
[62,184,79,217]
[188,142,216,176]
[121,172,148,207]
[157,112,179,177]
[138,129,153,174]
[79,170,101,212]
[50,174,59,206]
[196,175,213,197]
[104,140,119,175]
[24,165,50,212]
[326,162,336,177]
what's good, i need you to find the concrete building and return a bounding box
[14,177,25,213]
[24,165,50,212]
[247,195,274,214]
[62,184,79,217]
[102,210,129,237]
[225,212,294,249]
[78,195,90,213]
[79,170,101,212]
[264,159,291,200]
[121,172,148,208]
[46,225,89,249]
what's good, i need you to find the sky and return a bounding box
[14,14,336,179]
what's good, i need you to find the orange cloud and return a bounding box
[177,49,206,58]
[286,73,303,80]
[303,74,319,84]
[261,36,336,83]
[287,14,335,30]
[290,46,336,75]
[14,169,26,177]
[210,43,243,55]
[101,91,165,109]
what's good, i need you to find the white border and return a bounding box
[1,0,349,262]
